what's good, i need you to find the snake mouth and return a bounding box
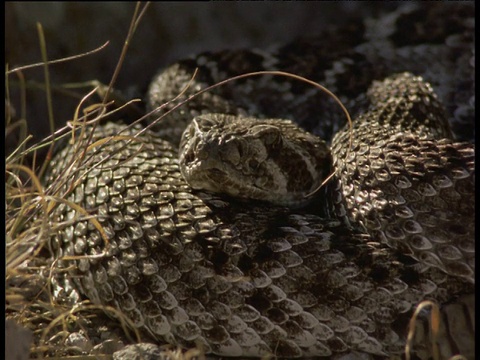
[183,164,259,199]
[182,163,232,194]
[203,168,244,195]
[204,168,284,202]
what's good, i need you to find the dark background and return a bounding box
[6,2,405,141]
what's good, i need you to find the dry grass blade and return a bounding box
[5,3,158,358]
[405,300,441,360]
[5,163,49,267]
[34,22,61,182]
[38,303,143,349]
[101,1,150,105]
[5,67,28,166]
[5,41,110,75]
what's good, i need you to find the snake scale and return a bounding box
[46,3,474,359]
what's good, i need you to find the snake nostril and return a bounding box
[184,150,195,164]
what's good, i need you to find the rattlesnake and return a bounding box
[46,3,474,359]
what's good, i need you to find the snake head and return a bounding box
[179,113,331,207]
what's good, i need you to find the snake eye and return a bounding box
[184,151,194,164]
[220,140,241,166]
[196,141,213,160]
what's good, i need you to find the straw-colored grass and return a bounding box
[5,4,153,359]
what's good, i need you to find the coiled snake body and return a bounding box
[47,3,474,359]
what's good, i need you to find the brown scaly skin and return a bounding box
[45,2,474,359]
[329,73,475,284]
[47,119,473,358]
